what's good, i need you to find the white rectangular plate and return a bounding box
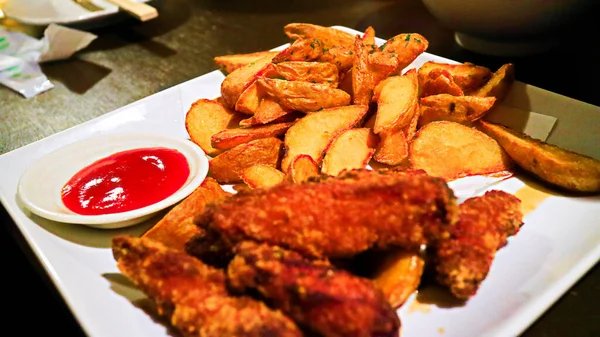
[0,26,599,337]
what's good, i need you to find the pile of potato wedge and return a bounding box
[186,23,600,194]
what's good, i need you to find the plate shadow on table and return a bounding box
[41,58,112,94]
[14,194,167,249]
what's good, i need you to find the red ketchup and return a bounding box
[61,147,190,215]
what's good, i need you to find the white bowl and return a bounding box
[421,0,594,56]
[18,133,209,229]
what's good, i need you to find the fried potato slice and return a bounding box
[318,46,354,73]
[321,128,376,176]
[235,81,262,115]
[418,94,496,127]
[409,121,513,181]
[241,165,286,189]
[373,129,409,166]
[274,61,339,87]
[220,54,276,108]
[257,78,351,113]
[362,26,376,45]
[284,23,355,48]
[272,38,324,63]
[472,63,515,103]
[281,105,368,172]
[209,137,283,184]
[419,61,492,93]
[372,69,419,134]
[371,250,425,309]
[141,177,229,251]
[288,154,320,184]
[419,68,464,97]
[185,98,243,156]
[211,121,294,150]
[376,33,429,71]
[239,99,297,127]
[214,51,278,74]
[353,31,427,107]
[478,120,600,193]
[404,107,420,141]
[339,68,353,96]
[352,32,378,106]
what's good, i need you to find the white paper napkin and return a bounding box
[0,23,97,98]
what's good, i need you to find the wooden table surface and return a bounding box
[1,0,599,335]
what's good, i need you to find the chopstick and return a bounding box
[105,0,158,22]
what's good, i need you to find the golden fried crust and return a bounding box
[434,190,523,299]
[142,177,229,251]
[112,236,302,337]
[194,168,458,259]
[227,242,400,337]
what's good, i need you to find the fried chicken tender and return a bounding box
[227,242,401,337]
[112,236,302,337]
[434,190,524,299]
[192,169,459,260]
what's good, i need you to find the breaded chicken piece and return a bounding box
[227,242,401,337]
[192,168,459,260]
[434,190,523,299]
[112,236,302,337]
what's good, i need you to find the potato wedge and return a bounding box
[373,129,409,166]
[209,137,283,184]
[239,99,296,127]
[281,105,368,172]
[419,68,464,97]
[142,177,229,251]
[339,67,354,97]
[372,250,425,309]
[273,61,339,87]
[284,23,355,48]
[185,98,243,156]
[257,78,351,112]
[211,121,294,150]
[272,38,324,63]
[235,81,262,114]
[318,46,354,73]
[220,54,276,108]
[241,165,286,189]
[419,61,492,93]
[362,26,376,46]
[288,154,320,184]
[321,128,376,176]
[404,107,420,141]
[214,51,278,74]
[478,120,600,193]
[378,33,429,71]
[372,69,419,134]
[418,94,496,127]
[352,32,377,106]
[472,63,515,103]
[409,121,513,181]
